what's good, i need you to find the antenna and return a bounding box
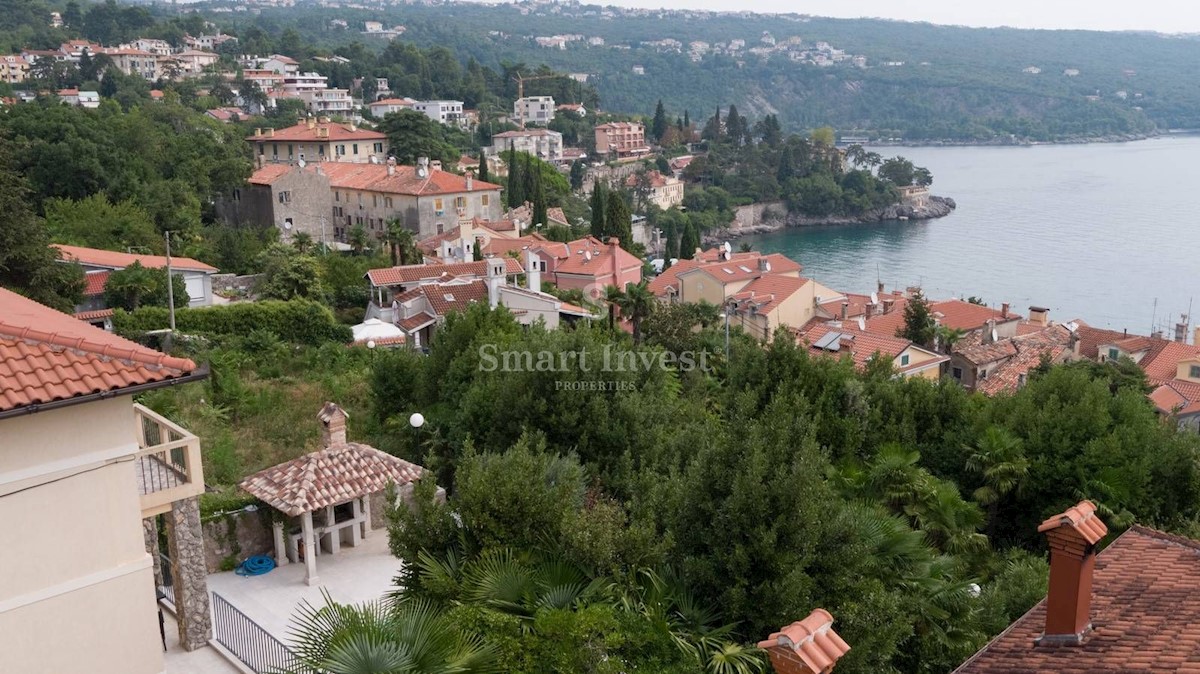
[1151,297,1158,335]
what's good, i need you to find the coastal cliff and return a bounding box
[707,195,956,243]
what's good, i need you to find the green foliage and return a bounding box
[103,262,190,311]
[44,194,161,253]
[604,191,633,248]
[898,289,937,347]
[256,244,326,301]
[114,299,351,345]
[377,109,465,165]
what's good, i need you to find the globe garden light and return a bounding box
[409,413,425,429]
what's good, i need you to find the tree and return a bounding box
[569,159,585,191]
[472,238,482,261]
[477,156,489,183]
[256,244,325,300]
[967,426,1028,539]
[43,195,160,253]
[63,0,83,28]
[606,280,655,344]
[897,289,937,347]
[811,126,836,148]
[0,150,83,312]
[878,157,917,186]
[377,110,461,165]
[103,261,188,312]
[652,99,668,142]
[385,221,419,266]
[679,221,700,259]
[604,191,632,247]
[292,232,314,254]
[348,225,370,255]
[505,143,524,209]
[701,106,721,142]
[589,181,607,239]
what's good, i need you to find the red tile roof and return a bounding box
[731,274,810,314]
[682,253,802,285]
[1139,341,1200,382]
[932,299,1021,331]
[73,308,114,322]
[0,288,197,413]
[1072,322,1133,360]
[954,524,1200,674]
[246,121,386,143]
[253,162,502,197]
[83,270,111,296]
[55,244,218,273]
[1150,380,1200,416]
[758,609,851,674]
[555,237,643,276]
[366,258,523,287]
[799,323,948,374]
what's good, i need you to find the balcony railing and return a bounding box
[134,403,204,517]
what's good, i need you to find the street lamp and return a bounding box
[409,412,425,458]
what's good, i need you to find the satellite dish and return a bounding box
[723,241,732,253]
[369,155,380,164]
[283,221,293,230]
[857,317,866,331]
[417,167,427,177]
[584,251,592,261]
[870,291,879,304]
[991,328,999,342]
[297,158,306,168]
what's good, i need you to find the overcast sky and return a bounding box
[597,0,1200,34]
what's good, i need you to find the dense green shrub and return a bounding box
[113,299,352,345]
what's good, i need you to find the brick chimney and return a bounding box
[1001,302,1010,319]
[1029,306,1050,327]
[758,609,851,674]
[317,401,349,447]
[1036,500,1108,645]
[841,302,849,321]
[609,238,622,283]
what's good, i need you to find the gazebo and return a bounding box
[239,402,427,585]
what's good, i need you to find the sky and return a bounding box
[595,0,1200,34]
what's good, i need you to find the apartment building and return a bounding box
[595,121,650,156]
[299,88,354,116]
[247,118,389,164]
[412,100,465,125]
[490,128,564,162]
[513,95,556,126]
[1,55,30,83]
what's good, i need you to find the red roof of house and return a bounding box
[1138,341,1200,382]
[730,274,810,314]
[366,258,523,287]
[246,121,386,143]
[625,170,676,189]
[681,253,800,284]
[555,237,643,277]
[55,244,218,273]
[1071,322,1133,360]
[0,288,197,413]
[1150,380,1200,416]
[955,524,1200,673]
[82,270,111,296]
[799,322,948,373]
[865,297,1018,338]
[975,326,1073,396]
[73,308,115,322]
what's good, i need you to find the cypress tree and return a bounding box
[605,191,632,248]
[679,221,700,259]
[477,156,489,183]
[683,109,690,128]
[506,142,524,208]
[652,99,668,142]
[472,238,482,261]
[589,181,607,238]
[522,152,536,207]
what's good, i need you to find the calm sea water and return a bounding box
[738,136,1200,332]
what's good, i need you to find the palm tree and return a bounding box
[281,590,498,674]
[966,426,1028,539]
[606,280,656,344]
[292,232,313,254]
[935,325,966,354]
[348,224,370,256]
[385,220,417,266]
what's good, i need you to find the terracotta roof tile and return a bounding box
[246,121,385,143]
[555,237,643,276]
[56,244,217,273]
[1073,322,1134,360]
[731,274,810,314]
[758,609,851,674]
[367,258,523,287]
[1139,341,1200,382]
[0,288,197,413]
[83,270,111,296]
[73,309,114,322]
[240,440,425,517]
[954,524,1200,674]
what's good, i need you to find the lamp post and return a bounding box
[409,412,425,459]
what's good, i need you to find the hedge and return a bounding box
[113,299,353,345]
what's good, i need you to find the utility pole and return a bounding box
[164,231,176,331]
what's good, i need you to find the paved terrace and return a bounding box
[206,534,401,643]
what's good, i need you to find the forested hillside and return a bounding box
[138,0,1200,141]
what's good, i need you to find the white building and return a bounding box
[490,128,564,162]
[368,97,417,117]
[413,100,465,125]
[300,88,354,116]
[513,95,555,126]
[281,72,329,96]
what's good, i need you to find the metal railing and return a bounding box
[159,553,175,609]
[211,591,299,674]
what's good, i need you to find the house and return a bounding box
[260,54,300,75]
[99,48,159,80]
[490,128,564,163]
[206,107,247,123]
[0,288,212,672]
[280,72,330,97]
[595,121,650,156]
[366,257,525,296]
[863,297,1022,341]
[626,170,684,210]
[522,236,643,300]
[55,244,219,309]
[132,38,173,57]
[513,95,556,126]
[412,100,465,126]
[170,49,219,76]
[950,324,1075,393]
[797,322,948,379]
[0,55,29,83]
[186,33,238,51]
[299,88,354,116]
[652,249,804,304]
[954,500,1200,673]
[57,88,100,108]
[233,159,503,243]
[368,97,417,117]
[415,219,523,262]
[556,103,586,117]
[247,118,388,164]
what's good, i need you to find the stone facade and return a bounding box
[143,518,163,589]
[165,496,212,651]
[201,510,274,574]
[215,168,334,246]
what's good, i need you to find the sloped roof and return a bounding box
[317,163,502,197]
[240,442,425,517]
[366,258,523,287]
[0,288,198,414]
[731,274,810,314]
[246,121,385,143]
[555,237,643,276]
[758,609,851,674]
[55,244,218,273]
[1072,322,1133,360]
[1150,380,1200,416]
[1139,341,1200,382]
[954,525,1200,674]
[83,270,111,296]
[932,299,1021,331]
[799,322,948,373]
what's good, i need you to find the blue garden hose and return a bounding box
[235,555,276,576]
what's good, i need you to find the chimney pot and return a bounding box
[841,302,849,321]
[1002,302,1010,318]
[317,401,349,447]
[1037,500,1107,646]
[877,280,885,294]
[758,609,851,674]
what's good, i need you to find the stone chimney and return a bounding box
[466,174,473,191]
[877,280,885,295]
[983,318,997,343]
[386,156,396,177]
[317,401,350,447]
[1029,306,1050,327]
[1036,500,1108,646]
[758,609,851,674]
[883,298,895,315]
[486,258,505,309]
[1174,321,1187,343]
[306,116,316,130]
[526,249,542,292]
[1001,302,1010,319]
[254,127,263,137]
[266,128,275,138]
[841,302,849,321]
[430,159,442,172]
[758,257,772,273]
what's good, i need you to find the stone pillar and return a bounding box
[143,517,163,590]
[302,511,319,586]
[272,521,288,566]
[165,496,212,651]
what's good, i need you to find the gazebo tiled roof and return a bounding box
[240,442,426,517]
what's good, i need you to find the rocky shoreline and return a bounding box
[703,195,957,244]
[866,133,1155,147]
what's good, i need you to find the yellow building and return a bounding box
[0,288,211,673]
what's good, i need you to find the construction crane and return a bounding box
[511,72,558,128]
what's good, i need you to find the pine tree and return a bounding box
[589,181,607,239]
[679,221,700,259]
[726,105,743,146]
[652,99,668,142]
[683,109,690,129]
[898,289,937,347]
[532,166,548,229]
[605,191,632,248]
[777,146,794,183]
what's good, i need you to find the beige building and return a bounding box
[627,170,684,210]
[101,47,160,80]
[490,128,564,162]
[0,288,211,674]
[798,322,948,380]
[248,118,389,164]
[0,55,29,83]
[595,121,650,156]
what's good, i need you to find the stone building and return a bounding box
[247,118,388,164]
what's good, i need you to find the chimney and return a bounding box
[610,238,621,281]
[758,257,772,273]
[1037,500,1107,645]
[1029,306,1050,327]
[266,128,275,138]
[877,280,884,295]
[431,159,442,172]
[984,318,996,343]
[883,298,895,314]
[466,174,473,191]
[1001,302,1010,319]
[1174,321,1187,343]
[317,401,349,447]
[758,609,851,674]
[1194,326,1200,346]
[486,258,504,309]
[840,302,849,321]
[306,116,316,129]
[254,127,262,137]
[526,249,542,292]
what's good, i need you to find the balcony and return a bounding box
[134,403,204,517]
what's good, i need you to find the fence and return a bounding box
[159,553,175,608]
[211,591,299,674]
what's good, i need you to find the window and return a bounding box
[979,369,988,380]
[337,145,346,156]
[900,354,910,366]
[434,198,444,215]
[278,191,291,204]
[952,367,962,379]
[373,142,383,153]
[334,192,340,202]
[258,145,264,156]
[287,144,293,157]
[436,223,444,234]
[538,260,547,273]
[1108,347,1120,361]
[372,195,378,207]
[318,145,325,156]
[385,197,393,208]
[1191,365,1200,379]
[455,196,466,209]
[272,143,279,157]
[481,194,490,206]
[352,143,359,155]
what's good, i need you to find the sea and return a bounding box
[737,135,1200,332]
